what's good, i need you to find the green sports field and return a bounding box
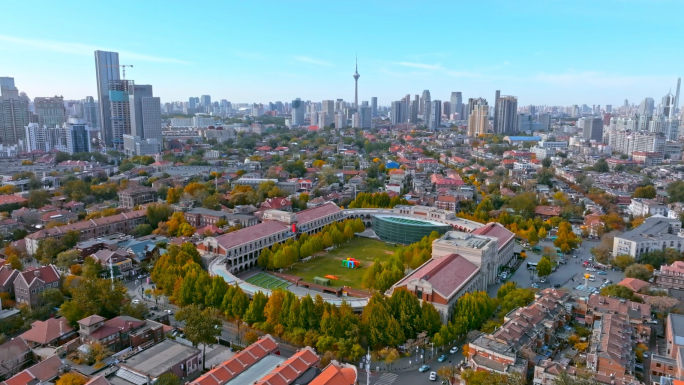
[279,237,399,289]
[245,272,292,290]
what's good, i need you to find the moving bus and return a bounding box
[527,262,538,270]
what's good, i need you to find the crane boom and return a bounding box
[104,64,134,79]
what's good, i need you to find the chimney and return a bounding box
[34,270,40,277]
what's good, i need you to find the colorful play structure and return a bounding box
[341,258,362,269]
[324,275,339,280]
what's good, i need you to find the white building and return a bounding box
[613,216,683,258]
[123,135,161,157]
[628,198,668,217]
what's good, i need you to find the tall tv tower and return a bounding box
[353,55,360,108]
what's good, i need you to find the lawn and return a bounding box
[278,237,399,289]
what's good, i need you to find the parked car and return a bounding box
[643,353,649,359]
[132,299,140,304]
[540,278,547,283]
[438,354,448,362]
[573,255,578,258]
[553,283,561,288]
[450,346,458,354]
[149,305,158,311]
[419,365,431,372]
[165,309,173,315]
[532,283,540,289]
[430,372,437,381]
[598,271,607,275]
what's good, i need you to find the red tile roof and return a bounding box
[534,206,562,216]
[16,265,60,287]
[471,223,515,252]
[309,362,356,385]
[393,254,479,300]
[27,210,147,240]
[254,347,319,385]
[3,355,64,385]
[295,202,341,225]
[617,278,650,293]
[20,318,74,345]
[0,195,27,206]
[212,221,289,250]
[189,335,278,385]
[78,315,106,326]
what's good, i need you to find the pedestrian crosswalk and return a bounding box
[375,373,398,385]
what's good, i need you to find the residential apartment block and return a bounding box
[13,265,61,308]
[118,186,157,208]
[26,210,147,255]
[612,216,683,258]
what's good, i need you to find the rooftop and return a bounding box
[617,216,681,242]
[392,253,479,300]
[433,231,495,250]
[120,340,200,378]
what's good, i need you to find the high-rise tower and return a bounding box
[353,57,360,108]
[94,50,120,148]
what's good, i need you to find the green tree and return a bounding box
[611,255,636,270]
[497,282,517,301]
[633,185,656,199]
[625,264,653,281]
[175,304,222,370]
[56,250,80,271]
[155,373,181,385]
[498,288,536,318]
[600,284,639,300]
[133,224,153,237]
[146,203,174,229]
[593,158,610,172]
[27,190,50,209]
[537,257,552,278]
[666,181,684,203]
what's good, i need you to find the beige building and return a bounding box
[432,231,498,287]
[468,103,489,137]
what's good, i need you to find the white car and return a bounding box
[450,346,458,354]
[132,299,140,304]
[429,372,437,381]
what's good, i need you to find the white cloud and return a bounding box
[397,61,482,78]
[294,56,334,67]
[533,71,670,87]
[0,35,191,64]
[397,62,444,71]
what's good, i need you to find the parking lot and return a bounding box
[488,238,627,298]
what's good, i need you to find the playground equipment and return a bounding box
[324,275,339,280]
[341,258,362,269]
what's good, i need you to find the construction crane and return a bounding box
[105,64,134,79]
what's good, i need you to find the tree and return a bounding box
[633,185,656,199]
[27,190,50,209]
[56,373,87,385]
[56,250,80,271]
[600,284,638,300]
[155,373,181,385]
[666,181,684,203]
[166,188,182,204]
[537,257,552,278]
[437,365,458,385]
[146,203,174,229]
[175,304,223,370]
[625,264,653,281]
[134,224,153,237]
[542,157,552,168]
[611,255,635,270]
[6,254,22,270]
[538,227,547,240]
[244,331,258,345]
[527,228,539,246]
[593,158,609,172]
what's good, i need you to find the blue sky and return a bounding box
[2,0,683,107]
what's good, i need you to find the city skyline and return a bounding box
[2,0,684,106]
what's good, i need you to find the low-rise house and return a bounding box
[13,265,61,308]
[0,355,65,385]
[586,314,637,383]
[650,313,684,381]
[533,359,579,385]
[575,295,652,343]
[0,219,18,236]
[534,205,562,220]
[0,338,32,380]
[260,197,292,212]
[0,265,19,294]
[629,198,668,217]
[113,339,201,382]
[20,318,77,349]
[77,315,166,352]
[89,249,134,279]
[617,278,650,293]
